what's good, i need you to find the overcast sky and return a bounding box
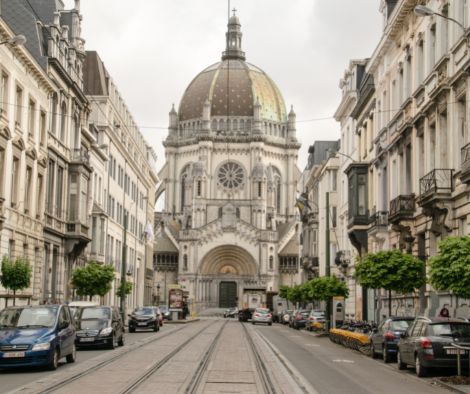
[64,0,383,171]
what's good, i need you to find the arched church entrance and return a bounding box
[199,245,258,309]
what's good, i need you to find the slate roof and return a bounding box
[1,0,49,70]
[279,237,299,256]
[84,51,109,96]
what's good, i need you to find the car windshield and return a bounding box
[80,307,110,320]
[429,323,470,337]
[134,308,155,315]
[0,307,58,329]
[255,308,270,314]
[312,311,325,317]
[78,319,108,330]
[159,306,168,312]
[390,320,412,331]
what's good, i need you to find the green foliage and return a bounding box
[305,276,349,301]
[1,256,32,294]
[429,236,470,299]
[355,250,425,293]
[280,276,348,304]
[116,281,133,297]
[71,261,115,299]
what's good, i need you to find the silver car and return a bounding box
[252,308,273,326]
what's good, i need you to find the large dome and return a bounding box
[178,59,287,123]
[178,11,287,124]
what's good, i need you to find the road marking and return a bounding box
[332,359,355,363]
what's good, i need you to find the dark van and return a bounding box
[0,304,76,370]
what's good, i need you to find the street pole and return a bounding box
[120,211,128,322]
[325,191,332,330]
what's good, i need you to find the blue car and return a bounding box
[0,304,76,370]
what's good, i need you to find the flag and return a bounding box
[142,222,154,243]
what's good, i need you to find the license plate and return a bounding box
[446,349,467,355]
[3,352,25,358]
[137,323,147,326]
[80,337,95,342]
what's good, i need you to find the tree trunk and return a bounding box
[89,294,92,301]
[388,289,392,317]
[13,290,16,306]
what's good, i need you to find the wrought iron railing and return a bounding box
[389,195,415,220]
[461,142,470,170]
[369,210,388,227]
[419,169,454,196]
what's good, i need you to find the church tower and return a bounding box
[156,11,301,311]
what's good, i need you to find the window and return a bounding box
[80,175,88,223]
[10,157,19,207]
[69,174,77,221]
[258,182,262,197]
[429,24,436,70]
[37,174,43,216]
[15,85,23,126]
[181,174,187,210]
[441,5,449,56]
[0,72,8,115]
[51,94,58,135]
[56,167,63,217]
[197,180,201,196]
[28,99,35,139]
[46,160,55,214]
[24,166,32,213]
[332,206,337,228]
[417,39,425,85]
[8,239,14,259]
[276,178,281,212]
[183,255,188,271]
[40,111,46,145]
[358,174,366,215]
[60,102,66,142]
[269,256,273,270]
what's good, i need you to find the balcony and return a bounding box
[460,142,470,184]
[65,222,91,256]
[418,169,454,208]
[70,147,92,171]
[389,195,415,224]
[368,210,388,239]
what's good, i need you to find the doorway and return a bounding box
[219,281,237,308]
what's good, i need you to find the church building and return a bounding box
[155,11,302,311]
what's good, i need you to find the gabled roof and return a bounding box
[279,237,299,256]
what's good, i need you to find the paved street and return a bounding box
[0,325,178,394]
[1,319,454,394]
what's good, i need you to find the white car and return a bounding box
[252,308,273,326]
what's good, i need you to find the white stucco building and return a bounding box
[155,12,301,311]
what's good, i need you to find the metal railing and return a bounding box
[461,142,470,169]
[389,194,415,219]
[369,210,388,227]
[419,169,454,196]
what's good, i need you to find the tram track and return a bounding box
[33,322,204,394]
[119,319,227,394]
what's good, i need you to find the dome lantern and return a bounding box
[222,9,245,61]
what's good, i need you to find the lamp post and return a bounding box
[120,210,128,322]
[0,35,26,47]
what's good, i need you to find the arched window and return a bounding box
[258,182,262,197]
[197,180,202,197]
[273,167,282,212]
[51,94,58,135]
[181,174,187,211]
[183,255,188,271]
[60,101,67,142]
[269,256,273,270]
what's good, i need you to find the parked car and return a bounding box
[0,304,76,370]
[252,308,273,326]
[68,301,99,320]
[238,308,253,322]
[75,306,125,349]
[224,307,238,318]
[159,305,172,321]
[281,310,294,325]
[370,316,414,362]
[397,317,470,377]
[128,307,161,333]
[292,310,311,330]
[307,310,326,331]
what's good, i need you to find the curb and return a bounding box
[433,379,470,394]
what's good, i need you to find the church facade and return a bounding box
[155,13,302,311]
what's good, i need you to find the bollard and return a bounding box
[457,351,461,376]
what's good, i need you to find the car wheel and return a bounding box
[109,333,116,349]
[415,355,428,377]
[370,343,379,359]
[397,350,407,370]
[269,322,272,326]
[129,327,135,333]
[66,344,76,363]
[252,322,255,325]
[118,334,125,347]
[383,345,391,363]
[48,348,59,370]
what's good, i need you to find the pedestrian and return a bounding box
[439,306,450,318]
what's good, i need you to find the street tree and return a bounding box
[0,256,32,306]
[71,261,115,301]
[306,276,349,301]
[355,250,425,316]
[429,236,470,299]
[116,282,133,298]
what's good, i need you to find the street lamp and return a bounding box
[414,5,468,33]
[0,35,27,47]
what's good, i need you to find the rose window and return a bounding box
[217,162,245,189]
